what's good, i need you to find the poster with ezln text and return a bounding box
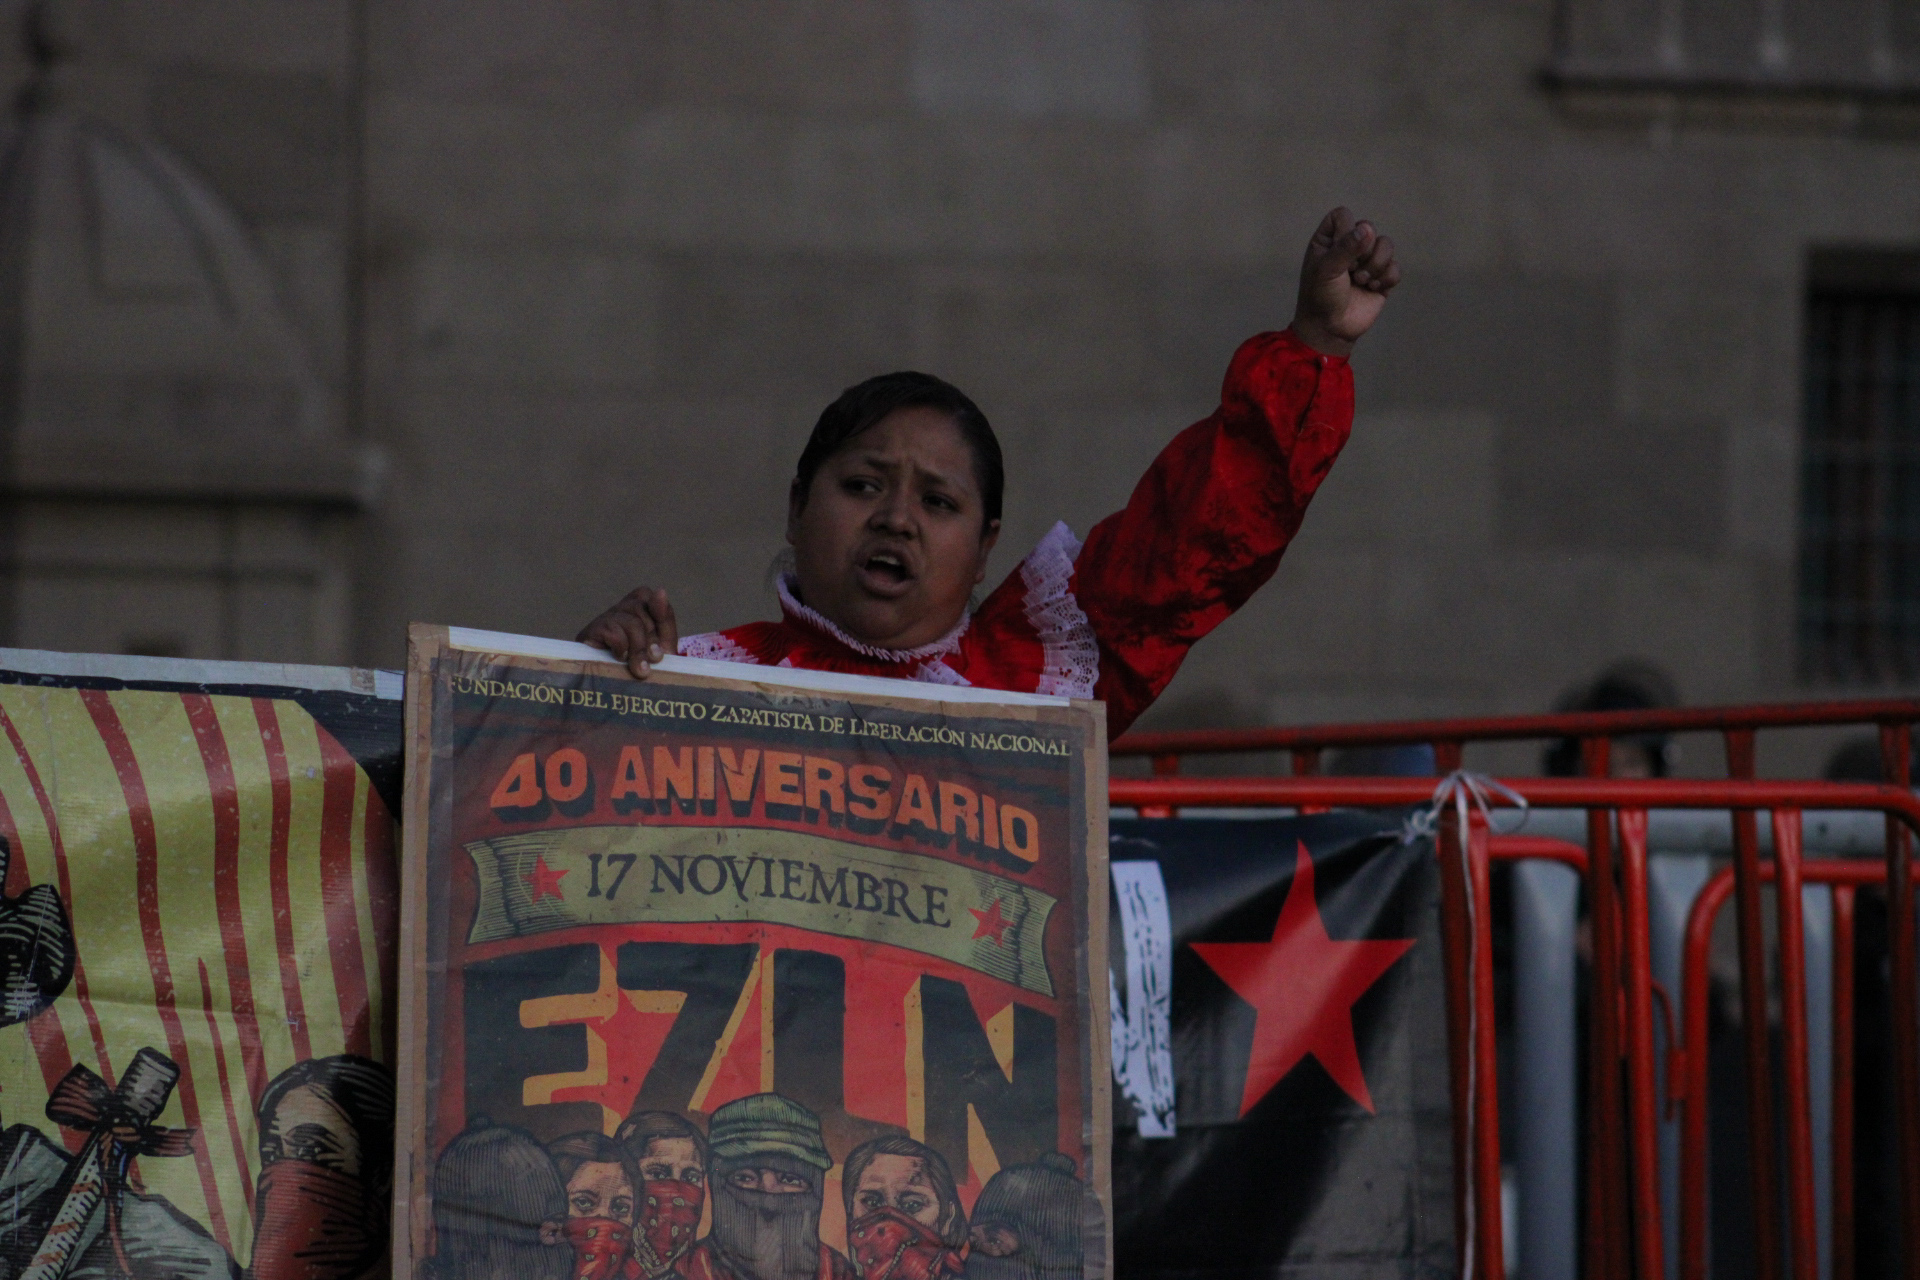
[395,626,1110,1280]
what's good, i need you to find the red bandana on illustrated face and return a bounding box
[250,1159,374,1280]
[847,1208,963,1280]
[635,1181,704,1273]
[561,1216,637,1280]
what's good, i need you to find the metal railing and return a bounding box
[1110,697,1920,1280]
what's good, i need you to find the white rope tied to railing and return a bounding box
[1400,769,1528,1278]
[1401,768,1531,845]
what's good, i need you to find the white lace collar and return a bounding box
[775,574,970,663]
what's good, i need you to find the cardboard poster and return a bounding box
[394,626,1110,1280]
[0,648,402,1280]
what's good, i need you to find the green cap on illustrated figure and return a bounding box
[705,1093,832,1171]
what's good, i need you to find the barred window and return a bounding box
[1551,0,1920,93]
[1798,252,1920,684]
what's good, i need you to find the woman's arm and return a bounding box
[1077,208,1397,736]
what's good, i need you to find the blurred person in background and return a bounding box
[1823,733,1919,783]
[1327,744,1437,776]
[1542,660,1679,778]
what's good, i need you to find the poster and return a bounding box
[394,626,1110,1280]
[1105,815,1451,1279]
[0,647,402,1280]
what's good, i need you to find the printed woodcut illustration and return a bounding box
[394,626,1109,1280]
[0,649,402,1280]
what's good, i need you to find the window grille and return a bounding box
[1551,0,1920,94]
[1798,254,1920,683]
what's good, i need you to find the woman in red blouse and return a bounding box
[579,208,1399,741]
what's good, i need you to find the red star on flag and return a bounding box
[523,854,568,903]
[1191,842,1414,1115]
[969,898,1010,944]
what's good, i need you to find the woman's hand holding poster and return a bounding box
[394,626,1110,1280]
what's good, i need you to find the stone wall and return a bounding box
[13,0,1920,769]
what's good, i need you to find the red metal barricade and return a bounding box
[1110,699,1920,1280]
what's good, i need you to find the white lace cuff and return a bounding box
[1020,522,1099,699]
[678,632,758,664]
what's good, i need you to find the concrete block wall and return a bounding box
[16,0,1920,766]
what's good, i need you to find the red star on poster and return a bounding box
[969,898,1010,944]
[523,854,568,903]
[1191,842,1414,1116]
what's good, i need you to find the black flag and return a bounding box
[1109,813,1453,1279]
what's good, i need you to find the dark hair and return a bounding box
[257,1053,395,1195]
[792,372,1004,529]
[841,1134,966,1249]
[431,1119,569,1280]
[616,1110,708,1173]
[1824,732,1920,782]
[1543,661,1678,777]
[547,1131,641,1200]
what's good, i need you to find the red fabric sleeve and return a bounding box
[1074,328,1354,738]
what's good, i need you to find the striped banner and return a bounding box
[0,658,399,1269]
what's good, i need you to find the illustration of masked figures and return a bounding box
[962,1156,1085,1280]
[428,1120,569,1280]
[841,1138,965,1280]
[614,1112,707,1279]
[677,1096,854,1280]
[246,1056,396,1280]
[540,1132,645,1280]
[0,1051,399,1280]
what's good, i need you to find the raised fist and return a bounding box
[1291,206,1400,358]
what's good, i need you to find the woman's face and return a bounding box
[566,1161,636,1223]
[788,408,999,651]
[852,1153,941,1228]
[639,1136,704,1187]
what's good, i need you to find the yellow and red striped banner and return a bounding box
[0,677,396,1266]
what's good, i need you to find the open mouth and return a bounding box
[860,550,914,590]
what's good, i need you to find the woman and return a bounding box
[840,1137,965,1280]
[615,1111,709,1277]
[578,208,1397,739]
[544,1132,646,1280]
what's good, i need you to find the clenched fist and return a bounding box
[1291,206,1400,358]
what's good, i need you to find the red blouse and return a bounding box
[678,329,1355,740]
